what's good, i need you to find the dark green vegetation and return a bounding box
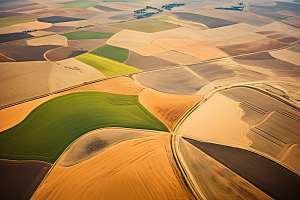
[0,92,168,163]
[93,5,122,12]
[61,31,114,40]
[172,12,236,28]
[38,16,85,23]
[162,3,185,11]
[0,17,34,28]
[90,44,129,63]
[0,160,51,200]
[184,137,300,200]
[111,19,180,33]
[0,33,33,43]
[60,0,98,9]
[215,2,244,11]
[133,6,163,19]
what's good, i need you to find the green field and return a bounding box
[75,53,139,76]
[156,16,208,29]
[61,31,114,40]
[0,92,168,163]
[0,17,35,28]
[111,19,181,33]
[102,0,148,2]
[90,44,129,63]
[60,0,98,8]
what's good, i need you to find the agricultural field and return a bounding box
[1,0,300,199]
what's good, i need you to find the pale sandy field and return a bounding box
[0,77,144,132]
[57,127,162,167]
[154,51,202,65]
[27,35,68,46]
[177,93,250,148]
[270,49,300,66]
[32,134,195,200]
[132,45,168,56]
[178,137,272,200]
[139,88,202,131]
[0,26,26,34]
[206,33,265,47]
[282,144,300,174]
[29,31,54,37]
[11,21,52,30]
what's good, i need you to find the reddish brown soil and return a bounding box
[45,47,87,62]
[267,33,288,39]
[235,52,276,60]
[277,37,299,43]
[217,38,288,56]
[0,159,51,200]
[256,30,277,35]
[125,51,177,70]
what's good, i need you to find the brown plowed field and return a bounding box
[68,39,107,51]
[124,51,177,70]
[45,47,87,61]
[277,37,299,43]
[139,88,202,131]
[0,1,38,11]
[218,38,288,56]
[153,38,229,61]
[235,52,276,60]
[0,159,51,200]
[0,77,144,132]
[32,134,195,200]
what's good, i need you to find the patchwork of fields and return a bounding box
[1,0,300,199]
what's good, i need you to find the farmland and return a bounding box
[0,17,34,28]
[90,44,129,63]
[59,0,98,9]
[61,31,114,40]
[75,53,139,76]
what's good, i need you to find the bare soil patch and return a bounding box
[277,37,299,43]
[133,45,168,56]
[0,32,33,43]
[41,25,77,32]
[139,88,202,131]
[32,134,195,200]
[0,43,61,61]
[270,49,300,66]
[0,26,26,35]
[244,17,274,27]
[45,47,87,62]
[0,159,51,200]
[11,21,52,30]
[68,39,107,50]
[218,38,288,56]
[124,51,176,70]
[27,35,68,46]
[236,52,276,60]
[154,51,201,65]
[0,1,38,11]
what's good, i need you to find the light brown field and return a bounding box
[29,31,54,37]
[177,93,250,148]
[132,45,168,56]
[270,49,300,66]
[0,53,15,62]
[0,26,26,34]
[153,38,229,61]
[30,8,98,18]
[139,88,202,131]
[153,51,202,65]
[32,134,195,200]
[68,39,107,51]
[178,137,273,200]
[11,21,52,30]
[206,33,265,47]
[27,35,68,46]
[282,144,300,174]
[0,77,144,132]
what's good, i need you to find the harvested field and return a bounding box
[7,4,48,13]
[270,49,300,66]
[206,33,265,47]
[31,8,98,19]
[244,17,274,27]
[172,12,236,28]
[68,39,107,50]
[84,26,123,33]
[108,14,132,20]
[0,26,26,34]
[0,61,52,106]
[154,51,201,65]
[0,159,51,200]
[61,30,114,40]
[0,92,168,163]
[218,38,288,56]
[178,138,272,200]
[93,5,122,12]
[153,38,229,61]
[184,138,300,200]
[132,45,167,56]
[75,53,139,76]
[235,52,276,60]
[0,1,38,11]
[90,44,129,63]
[38,16,85,23]
[0,32,33,43]
[41,25,77,32]
[51,58,105,91]
[134,66,207,95]
[11,21,52,30]
[111,19,181,33]
[156,16,208,29]
[0,17,34,28]
[0,43,60,61]
[0,77,143,132]
[27,35,68,46]
[177,93,249,147]
[139,88,202,131]
[29,31,54,37]
[59,0,98,9]
[0,53,14,62]
[57,127,161,166]
[32,134,195,200]
[45,47,87,61]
